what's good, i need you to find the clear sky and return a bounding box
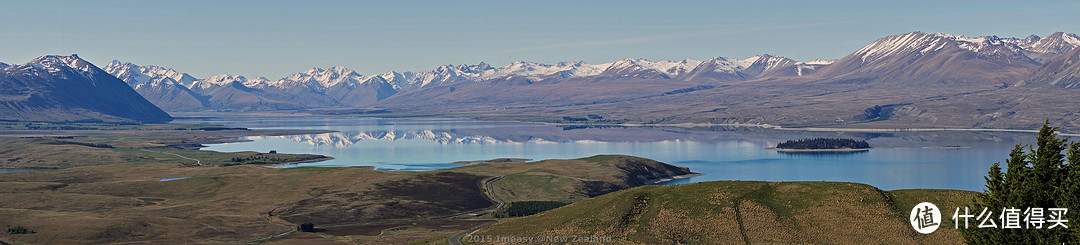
[2,0,1078,79]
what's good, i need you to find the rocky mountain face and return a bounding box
[103,61,206,111]
[814,32,1046,88]
[1029,46,1080,88]
[0,55,172,123]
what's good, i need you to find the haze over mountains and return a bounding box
[4,31,1080,129]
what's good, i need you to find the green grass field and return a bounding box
[471,181,977,245]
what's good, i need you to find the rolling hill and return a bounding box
[470,181,976,244]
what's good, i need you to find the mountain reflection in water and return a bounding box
[188,117,1037,191]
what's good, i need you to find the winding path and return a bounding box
[449,176,504,245]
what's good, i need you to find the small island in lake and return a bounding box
[769,138,871,152]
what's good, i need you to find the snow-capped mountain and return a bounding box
[326,75,397,106]
[249,66,360,91]
[846,31,1079,67]
[599,58,702,79]
[103,61,206,110]
[103,61,199,89]
[188,74,249,91]
[0,62,10,69]
[817,31,1047,87]
[0,55,172,123]
[107,62,405,110]
[103,54,826,111]
[411,63,494,88]
[1018,32,1080,63]
[678,55,798,82]
[850,32,1032,65]
[93,31,1080,113]
[481,61,611,80]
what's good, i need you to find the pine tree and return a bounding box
[961,121,1077,244]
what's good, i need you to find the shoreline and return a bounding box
[647,173,705,185]
[162,111,1079,135]
[452,158,532,166]
[544,122,1080,136]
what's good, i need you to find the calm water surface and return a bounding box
[177,117,1037,191]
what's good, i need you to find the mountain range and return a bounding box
[4,31,1080,129]
[377,31,1080,130]
[101,53,817,112]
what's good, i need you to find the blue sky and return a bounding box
[2,0,1079,78]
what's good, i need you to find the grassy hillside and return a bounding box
[470,181,977,245]
[0,146,691,244]
[455,155,695,204]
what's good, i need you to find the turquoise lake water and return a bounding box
[179,117,1037,191]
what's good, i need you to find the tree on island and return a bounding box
[775,138,870,149]
[963,121,1080,243]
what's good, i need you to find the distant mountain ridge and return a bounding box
[374,31,1080,130]
[0,55,172,123]
[11,31,1080,130]
[104,54,814,111]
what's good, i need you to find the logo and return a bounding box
[910,202,941,234]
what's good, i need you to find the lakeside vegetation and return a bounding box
[776,138,870,149]
[496,201,568,217]
[227,152,329,166]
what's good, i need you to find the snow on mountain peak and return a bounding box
[701,56,752,73]
[1020,31,1080,55]
[204,74,248,85]
[605,58,701,77]
[854,32,948,62]
[28,54,100,82]
[856,31,1080,64]
[479,60,610,80]
[104,60,200,90]
[801,59,835,65]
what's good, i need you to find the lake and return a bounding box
[178,117,1037,191]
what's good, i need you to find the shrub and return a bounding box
[298,222,315,232]
[7,226,31,234]
[503,201,568,217]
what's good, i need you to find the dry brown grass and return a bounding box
[0,136,684,245]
